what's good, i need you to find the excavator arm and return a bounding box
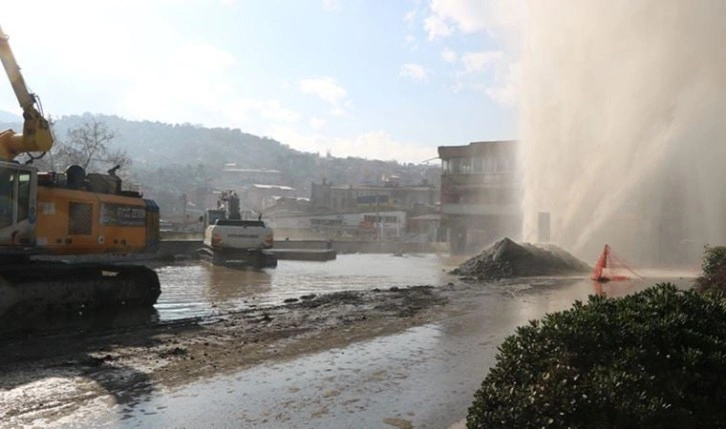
[0,24,53,161]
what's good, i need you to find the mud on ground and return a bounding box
[0,286,450,426]
[453,237,591,280]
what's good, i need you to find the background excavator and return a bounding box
[0,25,161,334]
[198,190,277,267]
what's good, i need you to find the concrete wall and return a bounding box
[263,239,448,254]
[159,239,202,257]
[158,239,449,257]
[331,241,448,254]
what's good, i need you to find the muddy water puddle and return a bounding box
[155,254,462,321]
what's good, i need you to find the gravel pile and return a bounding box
[452,237,591,280]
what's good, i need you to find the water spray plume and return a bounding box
[517,0,726,266]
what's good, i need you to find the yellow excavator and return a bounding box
[0,25,161,333]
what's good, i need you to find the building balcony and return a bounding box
[441,203,521,216]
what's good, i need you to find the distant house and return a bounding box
[216,163,283,189]
[438,140,521,254]
[242,184,297,211]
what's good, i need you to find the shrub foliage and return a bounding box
[467,283,726,429]
[696,245,726,294]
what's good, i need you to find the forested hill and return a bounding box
[0,113,438,197]
[0,111,21,123]
[52,114,293,170]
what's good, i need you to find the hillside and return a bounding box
[0,114,439,213]
[0,110,21,123]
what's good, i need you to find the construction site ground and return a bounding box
[0,270,696,429]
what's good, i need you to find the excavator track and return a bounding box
[196,247,278,268]
[0,262,160,336]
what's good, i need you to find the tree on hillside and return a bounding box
[52,116,130,172]
[17,115,130,175]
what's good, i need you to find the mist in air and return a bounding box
[516,0,726,265]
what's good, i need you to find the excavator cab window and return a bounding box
[0,164,33,228]
[0,169,13,228]
[16,171,30,222]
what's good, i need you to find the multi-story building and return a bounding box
[262,177,437,241]
[438,140,521,254]
[310,177,436,212]
[269,209,407,241]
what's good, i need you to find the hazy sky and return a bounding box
[3,0,516,163]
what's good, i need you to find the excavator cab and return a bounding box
[0,161,36,248]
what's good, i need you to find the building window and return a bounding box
[445,157,471,174]
[485,156,496,172]
[472,157,483,173]
[363,215,398,223]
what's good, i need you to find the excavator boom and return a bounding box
[0,24,53,160]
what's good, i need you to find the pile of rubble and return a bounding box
[452,237,591,280]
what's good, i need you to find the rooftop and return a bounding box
[249,184,295,191]
[222,168,282,174]
[438,140,516,159]
[325,185,434,191]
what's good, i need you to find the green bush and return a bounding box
[467,283,726,429]
[696,245,726,294]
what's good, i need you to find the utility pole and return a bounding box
[376,196,381,242]
[181,193,187,230]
